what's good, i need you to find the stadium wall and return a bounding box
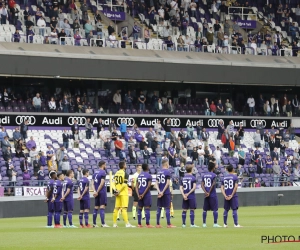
[0,113,293,129]
[0,45,300,85]
[1,188,299,218]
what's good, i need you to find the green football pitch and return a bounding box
[1,205,300,250]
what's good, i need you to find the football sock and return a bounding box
[233,210,238,225]
[213,211,218,224]
[47,212,53,226]
[63,212,67,226]
[137,208,142,225]
[161,207,165,217]
[190,210,195,225]
[132,206,137,218]
[223,210,228,225]
[142,208,145,218]
[84,212,89,226]
[79,213,83,225]
[93,209,98,225]
[202,211,207,224]
[170,202,174,216]
[182,211,187,225]
[156,207,162,225]
[100,208,105,225]
[145,208,150,225]
[121,209,129,224]
[55,212,60,225]
[113,209,118,224]
[68,212,73,225]
[117,209,121,219]
[166,208,171,225]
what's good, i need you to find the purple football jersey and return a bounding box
[156,169,171,195]
[180,174,196,199]
[53,180,63,201]
[222,174,238,197]
[47,179,55,196]
[137,172,152,197]
[63,177,74,202]
[94,169,106,193]
[202,172,217,197]
[79,177,90,200]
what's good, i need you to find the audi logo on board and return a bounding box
[163,118,181,127]
[207,119,222,127]
[67,117,87,126]
[250,119,266,128]
[15,116,36,125]
[116,118,135,127]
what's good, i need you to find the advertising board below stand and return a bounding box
[0,114,291,130]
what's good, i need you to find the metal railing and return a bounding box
[228,7,257,20]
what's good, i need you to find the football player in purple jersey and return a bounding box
[155,159,176,228]
[201,161,222,228]
[51,173,65,228]
[45,171,57,228]
[78,169,91,228]
[60,170,77,228]
[136,163,153,228]
[92,161,109,228]
[180,165,199,228]
[221,164,242,228]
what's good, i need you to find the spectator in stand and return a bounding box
[12,127,21,149]
[62,129,69,149]
[256,121,265,141]
[206,27,214,45]
[37,166,45,186]
[108,22,115,35]
[132,22,140,41]
[47,97,56,112]
[84,19,93,39]
[286,101,292,117]
[85,118,93,139]
[26,136,36,150]
[263,101,271,116]
[211,2,219,21]
[167,99,175,114]
[129,145,137,164]
[120,119,127,138]
[247,95,255,116]
[281,94,288,114]
[216,99,224,115]
[80,0,88,14]
[124,91,133,110]
[10,4,19,26]
[144,27,150,43]
[13,30,20,42]
[143,146,150,164]
[113,90,121,113]
[217,29,224,47]
[56,146,65,171]
[74,30,81,46]
[253,130,261,148]
[138,91,146,111]
[32,93,42,112]
[204,98,210,116]
[58,29,66,45]
[209,101,217,116]
[108,119,116,133]
[3,146,12,161]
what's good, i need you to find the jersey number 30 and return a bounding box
[114,176,123,184]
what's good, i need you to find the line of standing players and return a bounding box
[45,158,242,228]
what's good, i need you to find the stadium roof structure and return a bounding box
[0,42,299,86]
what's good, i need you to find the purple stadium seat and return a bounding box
[186,110,192,116]
[119,109,124,114]
[137,109,144,114]
[0,106,5,112]
[11,100,17,107]
[13,106,20,112]
[131,109,137,114]
[192,110,198,115]
[5,106,12,112]
[144,109,150,114]
[174,110,180,115]
[182,104,187,110]
[42,107,48,112]
[125,109,131,114]
[20,106,27,112]
[180,110,186,115]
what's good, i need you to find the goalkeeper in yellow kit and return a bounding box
[111,161,136,228]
